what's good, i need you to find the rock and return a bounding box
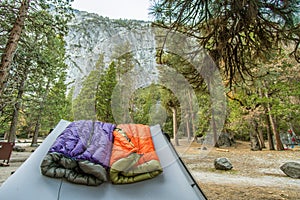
[197,136,205,144]
[250,134,262,151]
[13,145,25,152]
[201,146,207,150]
[214,157,233,170]
[31,143,39,147]
[65,11,157,90]
[280,162,300,179]
[217,133,235,147]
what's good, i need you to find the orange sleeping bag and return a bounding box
[109,124,163,184]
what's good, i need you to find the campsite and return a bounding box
[1,128,300,199]
[1,1,300,199]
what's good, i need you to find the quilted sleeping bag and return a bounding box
[40,120,115,186]
[109,124,163,184]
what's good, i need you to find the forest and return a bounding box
[0,0,299,151]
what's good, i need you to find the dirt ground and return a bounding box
[0,144,35,186]
[174,140,300,200]
[1,140,300,200]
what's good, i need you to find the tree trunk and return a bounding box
[250,119,262,151]
[8,102,21,143]
[268,111,283,150]
[260,87,274,150]
[31,114,41,146]
[31,80,50,146]
[171,107,179,146]
[264,93,284,150]
[258,128,265,148]
[8,71,27,142]
[266,115,275,150]
[257,118,265,148]
[250,132,261,151]
[0,0,30,95]
[187,90,197,142]
[256,88,265,148]
[186,114,191,142]
[212,109,219,147]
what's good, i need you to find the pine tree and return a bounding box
[96,62,117,123]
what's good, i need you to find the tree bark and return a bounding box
[31,113,41,146]
[267,110,283,150]
[250,119,262,151]
[31,79,50,146]
[257,118,265,148]
[264,92,284,150]
[8,71,27,142]
[0,0,30,96]
[259,87,274,150]
[186,114,191,142]
[171,107,179,146]
[258,128,265,148]
[187,90,197,142]
[250,132,261,151]
[257,88,266,148]
[212,108,219,147]
[266,115,275,150]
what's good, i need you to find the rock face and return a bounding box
[64,10,225,128]
[65,11,158,95]
[214,157,233,170]
[280,162,300,179]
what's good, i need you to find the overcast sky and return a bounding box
[71,0,152,21]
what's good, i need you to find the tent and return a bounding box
[0,120,207,200]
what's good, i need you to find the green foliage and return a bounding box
[41,72,72,129]
[22,15,70,133]
[150,0,300,143]
[72,69,100,120]
[130,84,162,125]
[112,42,136,77]
[1,0,298,144]
[194,92,210,136]
[96,61,117,123]
[156,50,215,138]
[0,0,73,137]
[129,84,174,135]
[225,97,251,140]
[224,48,300,140]
[150,0,300,85]
[261,53,300,132]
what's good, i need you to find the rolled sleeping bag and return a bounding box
[109,124,163,184]
[40,120,115,186]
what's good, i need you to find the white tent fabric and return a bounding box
[0,120,207,200]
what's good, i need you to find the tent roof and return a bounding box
[0,120,207,200]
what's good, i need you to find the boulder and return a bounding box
[13,145,25,152]
[280,162,300,179]
[217,132,235,147]
[250,134,262,151]
[214,157,233,170]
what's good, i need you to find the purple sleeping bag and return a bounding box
[40,120,115,186]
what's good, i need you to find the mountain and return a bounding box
[65,10,158,96]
